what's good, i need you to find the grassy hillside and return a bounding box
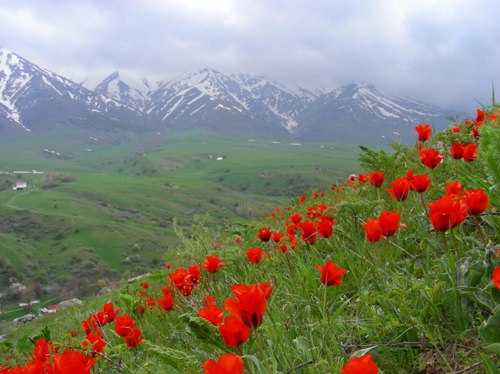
[0,132,359,316]
[0,106,498,373]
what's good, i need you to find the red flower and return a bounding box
[492,266,500,289]
[368,171,384,188]
[463,189,489,216]
[340,354,379,374]
[33,338,54,362]
[409,174,431,193]
[357,174,367,184]
[445,181,463,196]
[317,218,334,238]
[102,302,118,323]
[271,231,284,243]
[204,295,216,306]
[158,294,174,311]
[378,211,404,237]
[114,314,136,337]
[246,247,264,264]
[141,282,149,289]
[299,220,317,244]
[83,332,106,354]
[452,127,461,133]
[203,254,226,273]
[462,143,478,162]
[315,260,347,286]
[218,316,251,347]
[428,195,467,232]
[224,283,273,329]
[52,349,96,374]
[386,177,410,201]
[199,305,224,326]
[202,353,243,374]
[449,142,464,159]
[419,148,443,169]
[476,109,485,122]
[289,213,302,224]
[257,227,272,242]
[361,219,383,242]
[415,124,432,142]
[124,327,144,348]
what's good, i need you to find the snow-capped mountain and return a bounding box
[0,47,148,135]
[297,83,454,144]
[142,68,316,137]
[0,47,459,146]
[94,71,162,112]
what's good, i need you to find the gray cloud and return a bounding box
[1,0,499,113]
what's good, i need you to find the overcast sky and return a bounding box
[1,0,499,113]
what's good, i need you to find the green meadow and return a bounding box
[0,132,359,313]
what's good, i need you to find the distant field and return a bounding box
[0,131,360,314]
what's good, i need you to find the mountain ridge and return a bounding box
[0,47,461,145]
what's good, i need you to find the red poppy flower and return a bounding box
[368,171,384,188]
[476,109,485,122]
[317,218,334,238]
[124,326,144,348]
[203,353,243,374]
[357,174,367,184]
[462,143,478,162]
[224,283,273,329]
[445,181,463,196]
[52,349,96,374]
[141,282,149,289]
[203,254,226,273]
[315,260,347,286]
[340,354,379,374]
[449,142,464,160]
[378,211,404,237]
[419,148,443,169]
[70,330,77,337]
[271,231,284,243]
[33,338,54,362]
[82,332,106,354]
[409,174,431,193]
[218,316,251,347]
[492,266,500,289]
[204,295,216,306]
[361,219,383,242]
[299,220,317,244]
[257,227,272,242]
[415,123,432,142]
[158,294,174,311]
[452,127,461,133]
[114,314,136,337]
[199,305,224,326]
[428,195,467,232]
[463,189,489,216]
[246,247,265,264]
[386,177,411,201]
[289,213,302,224]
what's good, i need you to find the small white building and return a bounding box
[12,181,27,191]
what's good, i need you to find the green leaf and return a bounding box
[485,343,500,355]
[480,305,500,344]
[483,356,500,374]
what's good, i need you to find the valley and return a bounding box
[0,132,359,321]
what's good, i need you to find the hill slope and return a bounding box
[0,105,498,373]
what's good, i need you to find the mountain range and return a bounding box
[0,47,459,146]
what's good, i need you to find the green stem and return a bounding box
[253,328,272,373]
[419,193,428,216]
[473,215,487,245]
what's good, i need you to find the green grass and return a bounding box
[1,108,498,372]
[0,132,360,317]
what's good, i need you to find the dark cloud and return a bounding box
[1,0,499,113]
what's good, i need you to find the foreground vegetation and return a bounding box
[1,107,499,373]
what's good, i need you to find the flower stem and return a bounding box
[253,328,272,373]
[473,216,487,245]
